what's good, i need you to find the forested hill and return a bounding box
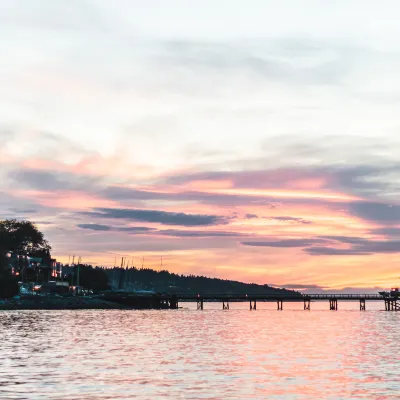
[0,219,299,298]
[91,266,300,296]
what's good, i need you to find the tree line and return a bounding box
[62,264,298,296]
[0,219,299,298]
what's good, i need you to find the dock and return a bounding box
[154,293,400,311]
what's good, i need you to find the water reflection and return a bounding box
[0,303,398,399]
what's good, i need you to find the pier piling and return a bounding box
[169,295,178,309]
[304,299,310,310]
[277,300,283,310]
[359,299,366,311]
[329,299,338,310]
[249,300,256,310]
[223,301,229,310]
[384,299,399,311]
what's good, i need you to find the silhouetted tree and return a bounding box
[0,219,51,256]
[0,219,51,298]
[76,265,110,292]
[0,271,19,298]
[0,252,7,271]
[102,266,301,297]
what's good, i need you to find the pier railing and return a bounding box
[167,293,398,311]
[305,294,383,300]
[168,293,384,301]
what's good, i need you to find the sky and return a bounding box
[1,0,400,292]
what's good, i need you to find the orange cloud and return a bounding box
[206,188,359,201]
[6,158,400,291]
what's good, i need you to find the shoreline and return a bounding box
[0,295,162,310]
[0,293,174,310]
[0,297,132,310]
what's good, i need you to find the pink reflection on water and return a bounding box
[0,304,398,399]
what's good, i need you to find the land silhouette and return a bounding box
[0,219,298,299]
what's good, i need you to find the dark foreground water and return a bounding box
[0,302,399,399]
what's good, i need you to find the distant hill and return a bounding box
[63,265,300,297]
[100,266,300,297]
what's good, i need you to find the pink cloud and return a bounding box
[4,154,400,291]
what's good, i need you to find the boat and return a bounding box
[378,288,399,298]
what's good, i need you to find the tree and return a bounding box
[0,271,19,298]
[0,246,19,299]
[78,265,110,292]
[0,219,51,257]
[0,219,52,298]
[0,252,8,272]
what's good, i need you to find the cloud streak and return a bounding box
[242,239,324,248]
[348,201,400,224]
[269,216,311,224]
[77,223,245,238]
[81,207,229,227]
[8,168,100,192]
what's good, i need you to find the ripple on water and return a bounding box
[0,303,399,400]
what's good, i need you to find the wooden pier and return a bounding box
[156,293,400,311]
[102,292,399,311]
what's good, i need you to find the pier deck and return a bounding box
[169,293,385,301]
[156,293,399,311]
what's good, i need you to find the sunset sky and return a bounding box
[1,1,400,292]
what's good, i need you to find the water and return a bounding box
[0,302,399,399]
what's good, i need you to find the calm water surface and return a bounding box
[0,302,399,399]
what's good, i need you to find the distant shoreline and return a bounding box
[0,292,180,310]
[0,296,133,310]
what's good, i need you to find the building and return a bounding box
[7,253,59,283]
